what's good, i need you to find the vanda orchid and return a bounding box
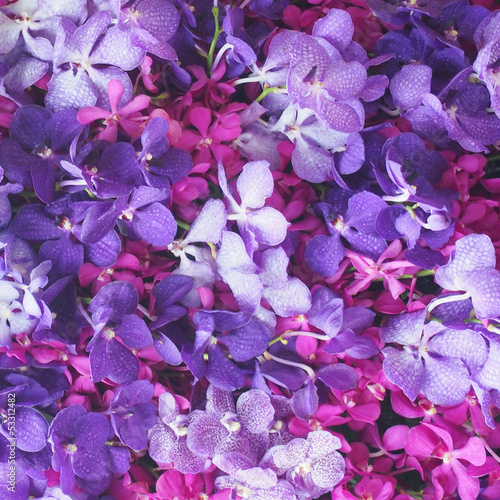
[1,0,500,499]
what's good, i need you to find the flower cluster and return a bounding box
[0,0,500,499]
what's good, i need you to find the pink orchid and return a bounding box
[135,55,161,94]
[406,422,486,500]
[354,475,396,500]
[176,105,242,166]
[78,252,144,296]
[156,469,216,500]
[361,424,409,471]
[188,61,236,108]
[77,79,150,142]
[345,240,420,299]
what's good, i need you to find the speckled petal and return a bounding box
[382,347,424,401]
[422,356,470,406]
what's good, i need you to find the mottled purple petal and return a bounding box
[383,347,424,401]
[206,344,245,391]
[183,199,227,245]
[115,314,153,349]
[90,25,145,70]
[422,356,470,406]
[237,390,274,434]
[317,364,358,391]
[305,233,345,277]
[263,278,312,317]
[391,64,432,109]
[219,320,270,362]
[15,407,48,452]
[237,161,274,209]
[380,310,426,345]
[291,379,318,420]
[134,202,176,246]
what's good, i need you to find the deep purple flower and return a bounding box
[305,188,387,277]
[87,281,153,383]
[48,405,130,495]
[109,380,157,451]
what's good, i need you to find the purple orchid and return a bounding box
[375,28,469,93]
[181,310,270,391]
[187,386,275,464]
[9,198,121,278]
[218,160,290,253]
[0,104,84,204]
[381,310,488,405]
[46,11,138,111]
[48,405,130,495]
[148,391,211,474]
[169,199,226,308]
[109,380,157,451]
[260,431,345,500]
[405,68,500,153]
[136,117,193,191]
[286,33,366,133]
[110,0,180,61]
[271,102,365,183]
[87,280,153,383]
[0,0,87,61]
[434,234,500,320]
[305,188,388,277]
[81,186,177,248]
[306,286,378,359]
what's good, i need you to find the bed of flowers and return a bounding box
[1,0,500,499]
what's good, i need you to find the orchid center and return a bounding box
[328,214,344,231]
[220,412,241,432]
[295,460,312,475]
[103,327,116,340]
[120,209,135,222]
[270,419,284,432]
[64,443,78,454]
[446,104,458,119]
[198,137,213,148]
[168,239,185,257]
[14,12,31,24]
[235,485,252,499]
[444,27,458,41]
[442,452,452,464]
[168,415,189,437]
[308,418,323,431]
[105,114,121,126]
[37,147,53,158]
[58,216,73,231]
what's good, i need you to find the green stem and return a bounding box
[397,269,436,280]
[176,220,190,231]
[256,86,279,102]
[207,6,222,71]
[487,154,500,163]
